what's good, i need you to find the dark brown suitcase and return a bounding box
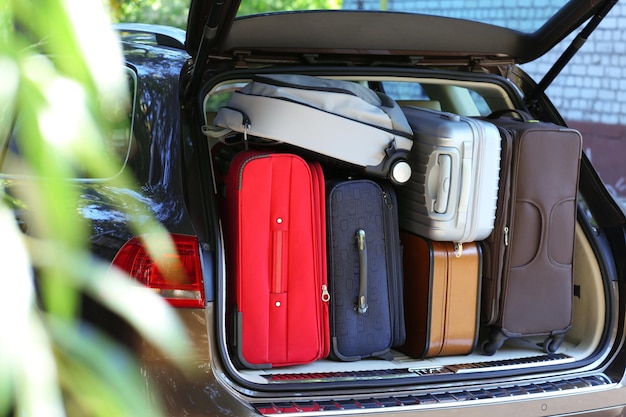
[480,110,582,355]
[399,232,481,358]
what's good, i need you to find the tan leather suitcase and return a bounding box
[399,232,481,358]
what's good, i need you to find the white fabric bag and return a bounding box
[213,74,414,183]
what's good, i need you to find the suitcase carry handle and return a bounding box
[355,229,369,314]
[434,154,452,214]
[486,108,536,123]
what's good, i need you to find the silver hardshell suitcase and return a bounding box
[212,74,414,184]
[396,106,501,246]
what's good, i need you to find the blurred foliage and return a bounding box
[109,0,191,29]
[237,0,342,16]
[0,0,193,416]
[2,0,343,416]
[109,0,342,29]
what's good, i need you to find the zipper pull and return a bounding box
[454,242,463,257]
[321,285,330,302]
[382,191,393,209]
[242,116,251,150]
[504,226,509,246]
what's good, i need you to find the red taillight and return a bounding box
[112,234,205,308]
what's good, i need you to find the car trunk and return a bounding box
[183,0,624,406]
[199,66,618,396]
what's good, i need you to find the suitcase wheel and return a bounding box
[480,329,508,356]
[480,339,499,356]
[389,160,412,184]
[542,335,564,355]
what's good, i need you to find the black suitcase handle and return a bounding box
[486,108,535,122]
[355,229,369,314]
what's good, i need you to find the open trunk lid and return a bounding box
[186,0,618,93]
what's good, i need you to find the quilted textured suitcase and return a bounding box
[399,232,481,358]
[222,151,330,368]
[480,110,582,355]
[396,106,501,245]
[326,179,405,361]
[213,74,414,183]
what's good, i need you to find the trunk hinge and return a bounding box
[184,0,226,98]
[469,57,487,73]
[525,0,618,106]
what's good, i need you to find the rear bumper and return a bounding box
[138,307,626,417]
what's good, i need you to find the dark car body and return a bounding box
[5,1,626,416]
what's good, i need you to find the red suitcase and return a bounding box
[222,151,330,368]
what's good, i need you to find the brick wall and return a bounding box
[519,3,626,200]
[344,0,626,201]
[522,3,626,125]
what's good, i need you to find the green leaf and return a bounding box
[49,316,164,417]
[2,0,192,416]
[0,206,66,417]
[87,263,196,367]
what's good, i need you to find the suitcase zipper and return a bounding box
[321,285,330,302]
[236,153,269,190]
[454,242,463,257]
[382,190,392,209]
[242,117,251,150]
[382,187,406,346]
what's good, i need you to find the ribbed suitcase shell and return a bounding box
[399,232,481,358]
[397,106,501,243]
[480,111,582,355]
[223,151,330,368]
[326,179,405,361]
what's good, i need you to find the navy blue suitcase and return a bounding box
[326,179,405,361]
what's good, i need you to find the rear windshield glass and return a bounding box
[236,0,570,33]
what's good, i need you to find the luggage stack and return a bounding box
[396,106,581,357]
[214,75,409,368]
[394,106,501,358]
[213,74,582,369]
